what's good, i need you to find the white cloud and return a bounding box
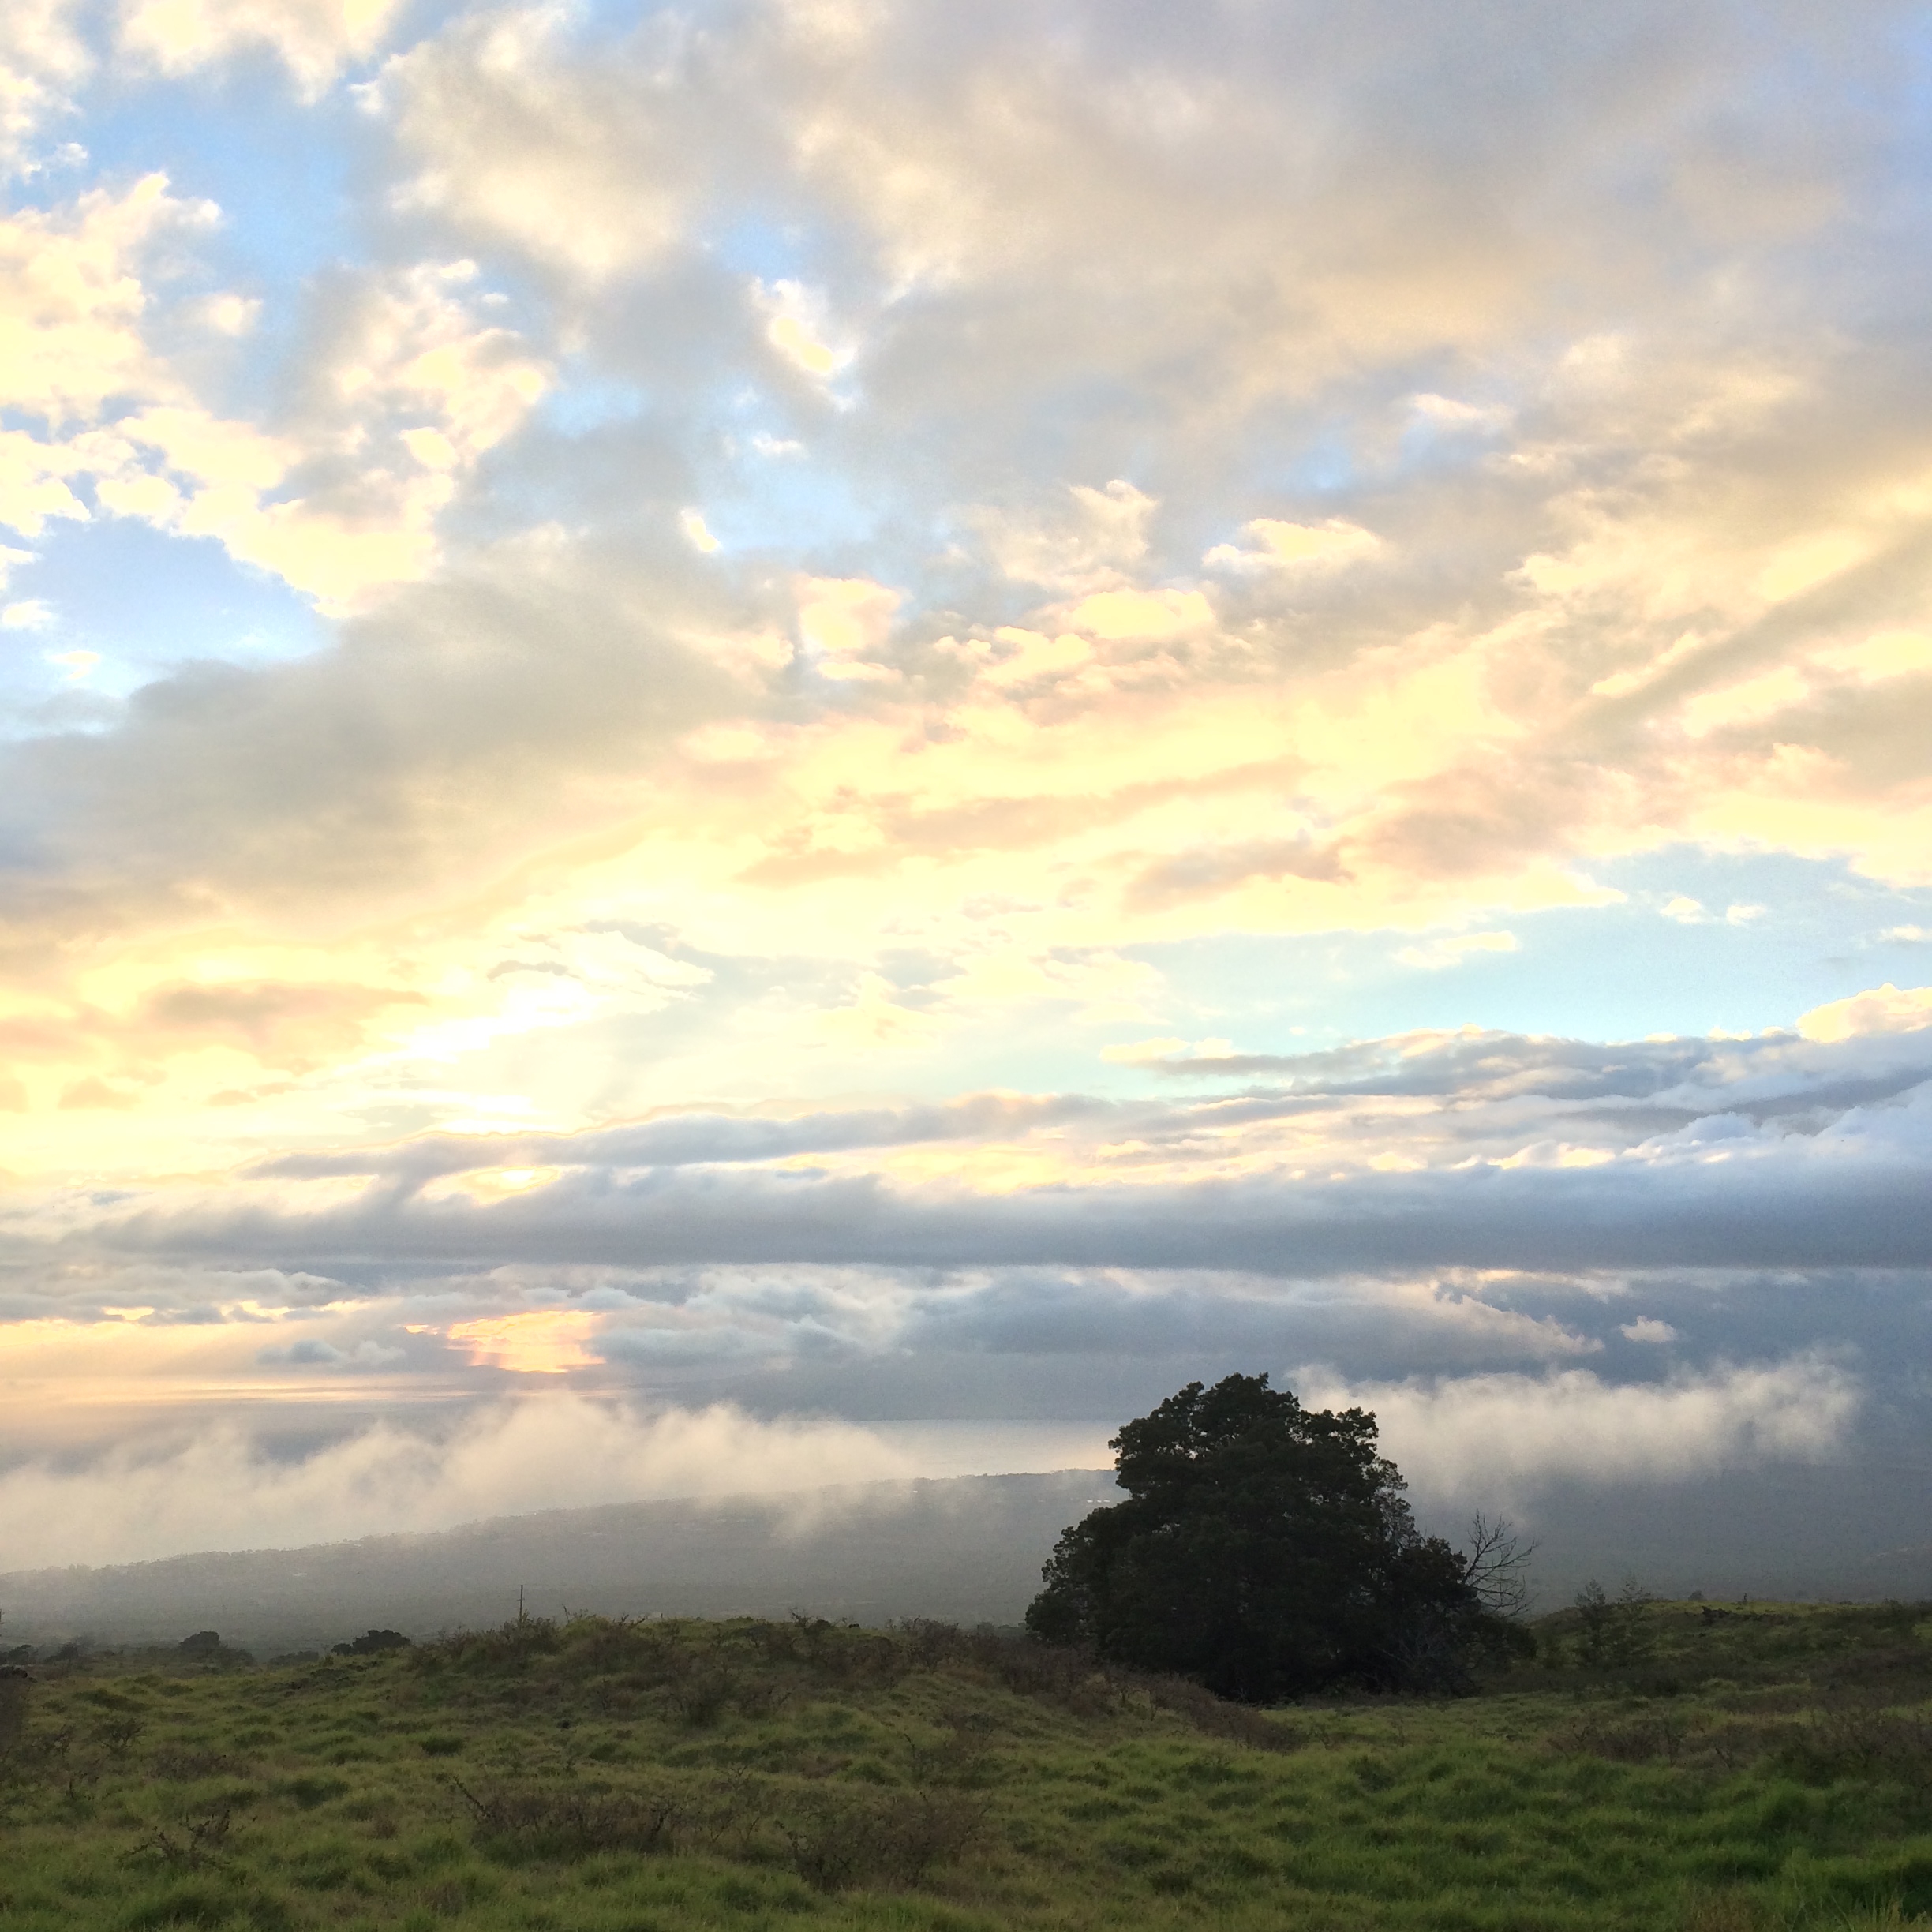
[0,183,547,608]
[1099,1035,1187,1065]
[680,507,721,553]
[1204,518,1380,573]
[1301,1357,1862,1510]
[0,1397,913,1569]
[1395,931,1518,970]
[975,481,1155,593]
[757,277,851,384]
[0,0,91,182]
[1799,982,1932,1043]
[1619,1316,1679,1344]
[118,0,409,94]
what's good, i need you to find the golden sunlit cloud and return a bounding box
[444,1309,604,1374]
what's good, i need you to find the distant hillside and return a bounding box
[0,1470,1119,1654]
[6,1453,1930,1661]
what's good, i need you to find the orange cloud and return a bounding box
[445,1309,603,1373]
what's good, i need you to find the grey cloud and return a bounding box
[256,1337,406,1368]
[0,1263,354,1327]
[33,1065,1932,1281]
[248,1092,1114,1185]
[0,541,771,949]
[1152,1025,1932,1117]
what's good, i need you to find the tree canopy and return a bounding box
[1024,1373,1525,1702]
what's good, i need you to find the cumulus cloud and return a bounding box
[118,0,409,92]
[0,0,90,180]
[0,185,549,613]
[1799,983,1932,1043]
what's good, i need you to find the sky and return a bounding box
[2,0,1931,1573]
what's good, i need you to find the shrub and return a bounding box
[451,1778,681,1856]
[774,1786,984,1893]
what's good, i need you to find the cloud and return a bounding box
[1301,1357,1863,1511]
[1619,1316,1679,1345]
[257,1335,403,1368]
[248,1091,1107,1184]
[1100,1036,1188,1066]
[0,0,90,181]
[1799,983,1932,1044]
[1204,518,1380,574]
[1394,931,1519,970]
[370,4,732,282]
[0,186,549,610]
[7,1009,1930,1297]
[0,1397,915,1569]
[118,0,410,91]
[974,481,1155,593]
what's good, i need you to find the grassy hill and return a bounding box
[0,1598,1928,1931]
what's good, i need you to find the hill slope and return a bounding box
[0,1471,1119,1654]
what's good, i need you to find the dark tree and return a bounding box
[1024,1373,1520,1701]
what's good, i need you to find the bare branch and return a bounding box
[1461,1513,1538,1618]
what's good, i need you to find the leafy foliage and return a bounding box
[1025,1373,1519,1699]
[1572,1576,1657,1668]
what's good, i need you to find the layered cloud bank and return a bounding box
[1,1013,1924,1472]
[2,0,1931,1556]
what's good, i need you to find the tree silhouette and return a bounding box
[1025,1373,1526,1701]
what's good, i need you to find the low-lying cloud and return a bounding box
[1301,1356,1865,1513]
[0,1399,915,1571]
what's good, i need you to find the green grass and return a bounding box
[1,1601,1929,1930]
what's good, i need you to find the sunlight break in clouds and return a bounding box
[1,0,1930,1571]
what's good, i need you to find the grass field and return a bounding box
[1,1598,1928,1930]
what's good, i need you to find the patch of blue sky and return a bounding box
[1118,848,1932,1061]
[1282,433,1358,496]
[535,0,728,57]
[1865,13,1932,227]
[72,66,358,273]
[707,214,816,286]
[1895,6,1932,117]
[1237,418,1359,506]
[54,65,365,411]
[1392,399,1513,473]
[0,517,328,707]
[694,432,882,562]
[541,374,652,438]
